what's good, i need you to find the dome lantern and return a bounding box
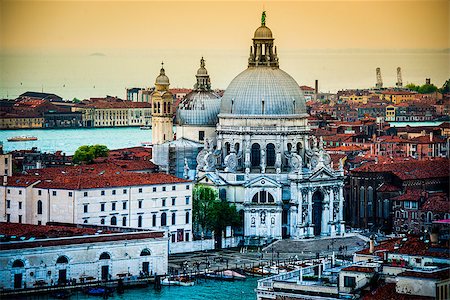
[155,61,170,89]
[248,11,278,68]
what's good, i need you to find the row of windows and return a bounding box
[12,250,151,269]
[97,212,190,228]
[83,197,190,213]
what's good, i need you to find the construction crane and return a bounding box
[375,67,383,89]
[396,67,403,88]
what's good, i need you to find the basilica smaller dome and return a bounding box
[155,65,170,86]
[254,25,273,39]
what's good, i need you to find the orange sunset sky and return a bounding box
[1,0,449,53]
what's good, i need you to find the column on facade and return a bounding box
[321,191,330,235]
[339,185,345,234]
[307,188,313,235]
[329,187,336,236]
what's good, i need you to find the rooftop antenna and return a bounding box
[375,67,383,89]
[396,67,403,88]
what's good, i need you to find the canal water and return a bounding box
[20,277,259,300]
[0,127,152,155]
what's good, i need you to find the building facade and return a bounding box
[0,166,194,244]
[0,223,167,290]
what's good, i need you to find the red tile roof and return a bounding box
[357,235,449,259]
[0,222,109,239]
[391,189,425,202]
[421,193,449,213]
[9,162,189,190]
[377,184,401,193]
[342,266,375,273]
[362,283,433,300]
[409,135,446,144]
[352,158,449,181]
[399,269,449,280]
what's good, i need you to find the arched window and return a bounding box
[185,212,190,224]
[296,142,302,155]
[427,212,433,223]
[287,143,292,152]
[152,214,156,227]
[225,142,231,157]
[251,144,261,167]
[56,256,68,264]
[268,193,275,203]
[138,215,143,228]
[140,249,151,256]
[234,143,240,153]
[252,194,258,203]
[122,216,127,226]
[445,213,450,220]
[101,218,105,225]
[161,212,167,226]
[171,212,176,225]
[359,187,365,218]
[163,102,167,114]
[37,200,43,215]
[99,252,110,260]
[367,187,373,218]
[266,143,275,167]
[111,216,117,225]
[12,260,24,268]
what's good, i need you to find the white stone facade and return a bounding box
[0,230,167,290]
[0,182,194,243]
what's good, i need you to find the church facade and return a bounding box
[195,13,345,243]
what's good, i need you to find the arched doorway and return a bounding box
[56,256,69,284]
[12,259,24,289]
[312,191,324,236]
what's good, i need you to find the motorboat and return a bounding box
[7,136,38,142]
[140,126,151,130]
[161,277,195,286]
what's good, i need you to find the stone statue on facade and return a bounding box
[183,158,190,179]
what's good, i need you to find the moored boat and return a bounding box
[161,277,195,286]
[140,126,151,130]
[7,136,38,142]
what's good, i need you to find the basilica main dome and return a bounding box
[219,13,306,117]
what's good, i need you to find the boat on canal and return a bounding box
[7,136,38,142]
[161,276,195,286]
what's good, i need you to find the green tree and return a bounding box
[72,144,109,164]
[418,84,438,94]
[192,184,241,244]
[405,83,419,92]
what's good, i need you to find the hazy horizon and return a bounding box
[1,0,448,100]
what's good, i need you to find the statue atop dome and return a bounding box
[261,10,266,26]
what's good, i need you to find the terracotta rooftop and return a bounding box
[421,193,449,213]
[399,269,450,280]
[362,283,433,300]
[8,162,189,190]
[391,189,425,202]
[352,158,449,181]
[0,222,111,240]
[409,135,446,144]
[377,184,401,193]
[357,235,449,259]
[342,266,375,273]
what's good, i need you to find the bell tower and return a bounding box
[151,62,174,145]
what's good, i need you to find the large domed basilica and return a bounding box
[152,12,345,244]
[195,12,345,243]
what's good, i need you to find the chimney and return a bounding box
[430,231,439,246]
[426,78,431,85]
[429,132,433,142]
[369,235,375,254]
[315,80,319,95]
